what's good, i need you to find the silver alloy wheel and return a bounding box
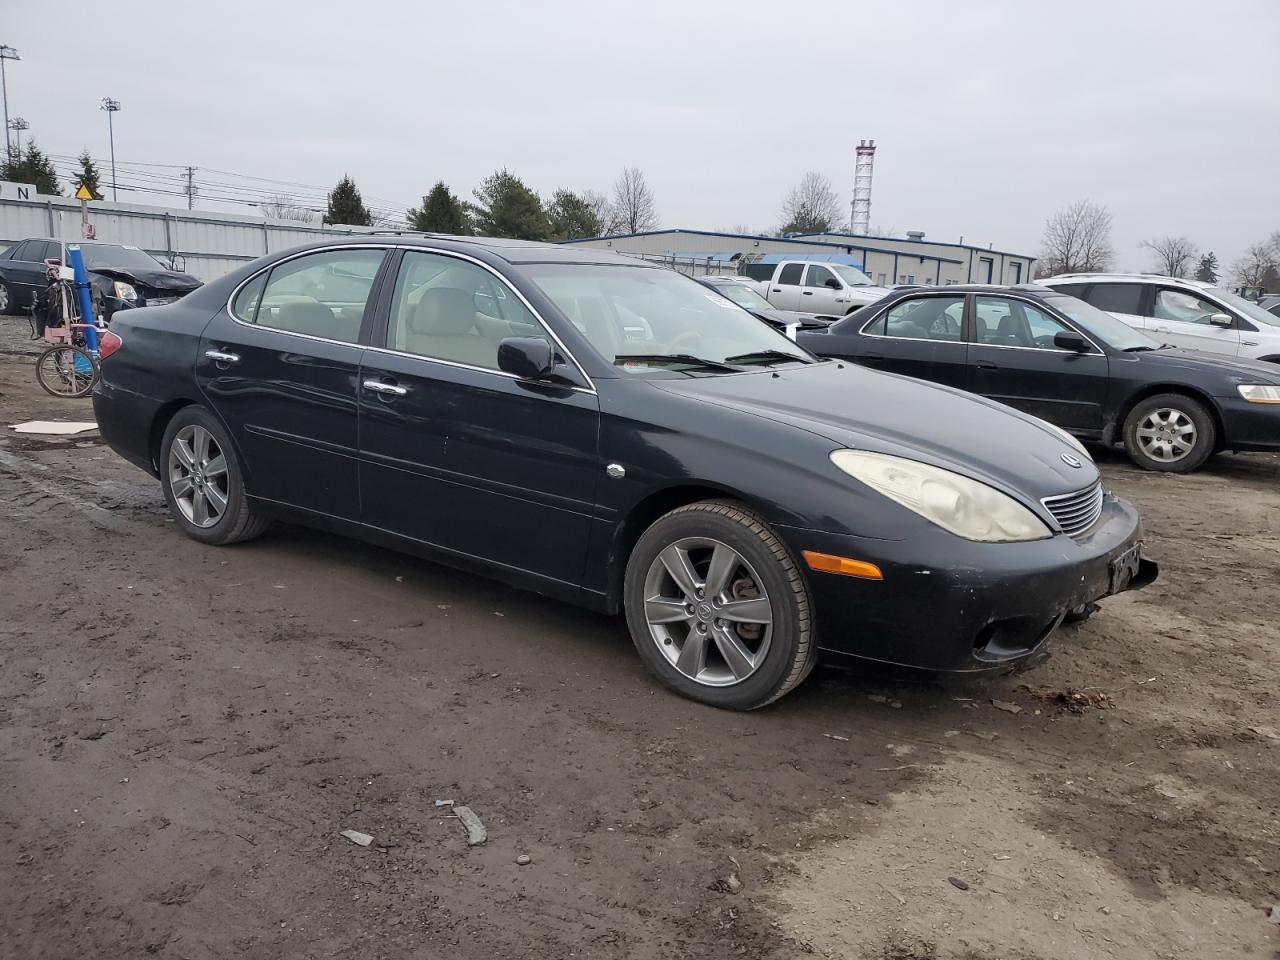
[1135,407,1197,463]
[167,424,229,528]
[0,284,9,313]
[642,536,774,687]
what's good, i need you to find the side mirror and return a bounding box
[1208,313,1233,328]
[824,278,841,290]
[1053,331,1090,352]
[497,336,555,380]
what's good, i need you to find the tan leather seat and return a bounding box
[273,300,341,340]
[404,287,496,368]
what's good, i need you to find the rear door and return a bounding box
[195,246,390,520]
[767,263,804,310]
[855,292,968,386]
[800,264,843,314]
[1145,286,1242,356]
[967,295,1109,432]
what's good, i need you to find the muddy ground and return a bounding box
[0,316,1277,960]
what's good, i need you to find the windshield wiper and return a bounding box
[613,353,742,372]
[723,349,813,366]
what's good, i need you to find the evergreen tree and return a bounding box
[408,181,471,234]
[324,175,372,226]
[1194,252,1219,284]
[76,149,103,199]
[546,189,602,240]
[469,169,549,240]
[0,141,61,196]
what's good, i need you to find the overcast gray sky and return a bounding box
[4,0,1277,272]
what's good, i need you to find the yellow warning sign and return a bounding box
[74,183,95,201]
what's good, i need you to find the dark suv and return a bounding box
[0,238,203,320]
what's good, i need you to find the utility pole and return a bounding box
[7,116,28,157]
[184,165,197,209]
[0,45,19,161]
[100,97,121,201]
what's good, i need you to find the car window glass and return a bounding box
[878,296,965,341]
[1087,283,1142,315]
[253,249,384,342]
[11,240,34,261]
[387,251,540,371]
[777,263,803,285]
[804,265,836,288]
[1049,283,1087,298]
[232,272,268,323]
[1154,289,1222,325]
[975,296,1073,349]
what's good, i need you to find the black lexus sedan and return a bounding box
[799,285,1280,473]
[92,238,1156,709]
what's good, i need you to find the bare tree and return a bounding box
[583,188,623,235]
[1039,200,1115,275]
[778,172,842,234]
[1232,241,1279,289]
[611,167,658,234]
[1141,235,1198,278]
[260,194,317,223]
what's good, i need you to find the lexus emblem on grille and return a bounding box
[1061,453,1083,468]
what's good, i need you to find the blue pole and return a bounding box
[66,245,99,353]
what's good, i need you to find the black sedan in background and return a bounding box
[799,285,1280,473]
[697,276,835,337]
[93,239,1155,709]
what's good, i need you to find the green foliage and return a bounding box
[546,189,602,240]
[469,169,549,241]
[76,150,103,199]
[408,181,471,234]
[324,175,372,226]
[1,141,61,196]
[1194,252,1219,284]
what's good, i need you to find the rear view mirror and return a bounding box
[497,337,555,380]
[1208,313,1233,328]
[1054,331,1090,352]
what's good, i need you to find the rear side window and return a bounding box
[868,295,965,341]
[232,272,267,323]
[249,249,385,343]
[10,240,35,261]
[777,263,803,285]
[1049,282,1088,298]
[1086,283,1143,315]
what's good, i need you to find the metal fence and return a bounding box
[0,194,382,281]
[623,252,744,278]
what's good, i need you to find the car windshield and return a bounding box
[81,244,167,273]
[1208,287,1280,328]
[1043,294,1161,351]
[830,263,875,287]
[707,282,773,311]
[524,264,813,373]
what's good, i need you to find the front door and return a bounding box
[856,292,969,387]
[800,263,842,314]
[1145,286,1242,356]
[768,263,804,310]
[967,295,1109,433]
[195,246,389,520]
[357,249,600,586]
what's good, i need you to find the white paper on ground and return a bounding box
[10,421,99,435]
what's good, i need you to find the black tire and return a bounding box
[623,499,816,710]
[35,345,98,398]
[1122,393,1215,473]
[159,406,268,546]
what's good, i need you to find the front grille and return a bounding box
[1042,481,1104,538]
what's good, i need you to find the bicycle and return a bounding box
[31,259,103,399]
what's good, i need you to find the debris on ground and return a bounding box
[453,805,487,845]
[714,873,743,894]
[516,854,532,866]
[434,799,454,808]
[881,936,938,959]
[339,829,373,847]
[9,420,98,435]
[1043,688,1112,713]
[823,733,850,742]
[991,699,1023,714]
[947,876,970,891]
[867,694,888,704]
[1269,904,1280,924]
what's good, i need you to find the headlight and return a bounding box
[112,281,138,301]
[830,450,1052,543]
[1042,420,1091,460]
[1237,384,1280,404]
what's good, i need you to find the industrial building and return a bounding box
[561,228,1037,288]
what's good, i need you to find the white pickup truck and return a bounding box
[739,260,891,315]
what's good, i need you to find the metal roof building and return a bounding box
[562,228,1037,287]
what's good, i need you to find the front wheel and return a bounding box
[160,406,268,545]
[1122,393,1215,473]
[35,345,98,398]
[623,500,816,710]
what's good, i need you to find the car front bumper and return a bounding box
[776,493,1156,673]
[1216,396,1280,452]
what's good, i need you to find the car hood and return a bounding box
[845,285,892,304]
[1125,347,1280,386]
[92,267,204,293]
[651,361,1099,502]
[754,308,835,328]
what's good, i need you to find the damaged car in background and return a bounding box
[92,236,1157,710]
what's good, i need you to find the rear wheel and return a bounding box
[160,406,268,545]
[1122,393,1215,473]
[35,345,98,398]
[0,281,14,315]
[624,500,816,710]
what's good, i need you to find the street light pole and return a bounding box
[0,45,20,162]
[7,117,28,157]
[100,97,120,201]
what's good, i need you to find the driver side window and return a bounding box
[1155,289,1224,326]
[870,296,965,341]
[804,265,837,289]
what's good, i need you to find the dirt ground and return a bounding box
[1,315,1277,960]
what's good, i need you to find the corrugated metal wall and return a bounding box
[0,196,381,280]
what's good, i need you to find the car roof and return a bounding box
[1042,273,1215,289]
[348,232,644,267]
[877,283,1059,297]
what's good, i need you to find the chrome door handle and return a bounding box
[363,379,407,397]
[204,349,240,363]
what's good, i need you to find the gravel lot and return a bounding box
[1,315,1277,959]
